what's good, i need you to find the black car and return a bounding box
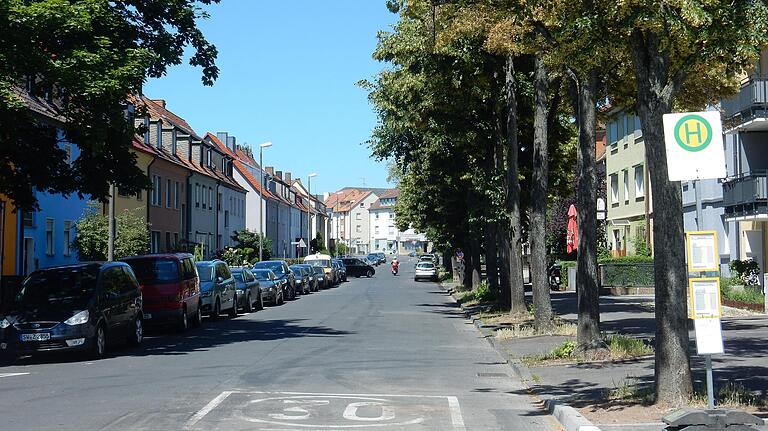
[0,263,144,360]
[253,260,296,300]
[341,258,375,278]
[289,265,311,295]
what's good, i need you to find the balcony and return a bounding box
[721,76,768,131]
[723,170,768,219]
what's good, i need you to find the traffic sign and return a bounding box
[663,111,726,181]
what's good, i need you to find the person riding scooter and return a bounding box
[391,258,399,275]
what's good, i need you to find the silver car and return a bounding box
[196,260,238,318]
[414,261,438,282]
[252,269,283,306]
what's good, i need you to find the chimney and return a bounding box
[227,136,236,152]
[266,166,274,176]
[275,170,283,181]
[217,132,228,145]
[284,172,292,184]
[151,99,166,109]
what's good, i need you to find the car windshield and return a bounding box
[417,263,435,269]
[196,264,214,282]
[313,267,324,274]
[253,270,272,281]
[257,261,285,275]
[17,266,99,308]
[232,272,244,282]
[124,258,179,284]
[308,259,330,267]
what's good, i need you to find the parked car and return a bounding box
[122,253,201,331]
[252,269,283,305]
[333,259,347,282]
[364,255,379,267]
[254,260,296,300]
[408,251,417,257]
[230,267,263,312]
[295,264,320,292]
[311,266,328,289]
[289,265,311,295]
[196,260,237,318]
[304,253,336,286]
[414,261,438,282]
[341,257,375,278]
[0,262,143,359]
[375,252,386,264]
[366,253,381,266]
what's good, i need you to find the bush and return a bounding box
[605,334,653,358]
[73,203,149,260]
[729,259,760,286]
[474,280,495,303]
[598,255,654,264]
[560,260,577,288]
[551,341,577,359]
[599,259,654,288]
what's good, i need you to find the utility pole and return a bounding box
[258,142,272,261]
[307,173,317,256]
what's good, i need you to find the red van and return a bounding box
[122,253,202,331]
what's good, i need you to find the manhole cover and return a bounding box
[476,373,509,378]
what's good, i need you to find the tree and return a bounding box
[73,203,149,261]
[1,0,220,210]
[608,0,768,405]
[231,230,272,263]
[312,231,328,253]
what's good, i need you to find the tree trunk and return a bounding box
[530,56,554,333]
[504,55,527,315]
[470,236,482,290]
[572,71,604,351]
[630,29,693,406]
[485,222,499,294]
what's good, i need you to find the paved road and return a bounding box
[0,260,558,431]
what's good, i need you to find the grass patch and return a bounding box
[523,334,652,366]
[721,277,764,305]
[438,269,452,283]
[606,377,654,404]
[495,322,577,340]
[605,379,765,410]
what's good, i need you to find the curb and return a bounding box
[438,282,602,431]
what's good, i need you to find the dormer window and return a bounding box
[171,130,177,155]
[156,122,162,149]
[206,149,212,167]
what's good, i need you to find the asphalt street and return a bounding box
[0,259,558,431]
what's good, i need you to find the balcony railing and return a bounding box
[721,76,768,125]
[723,171,768,216]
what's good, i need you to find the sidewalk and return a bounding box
[446,287,768,430]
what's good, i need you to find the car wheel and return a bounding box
[228,294,238,317]
[213,298,221,319]
[128,317,143,346]
[91,324,107,359]
[256,292,264,311]
[245,294,253,313]
[278,291,285,305]
[177,307,189,332]
[366,270,373,278]
[192,302,203,327]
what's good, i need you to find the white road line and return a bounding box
[185,390,235,430]
[0,372,30,378]
[446,396,467,431]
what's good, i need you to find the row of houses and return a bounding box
[0,95,330,289]
[324,187,428,255]
[603,51,768,285]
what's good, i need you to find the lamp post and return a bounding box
[307,173,317,256]
[258,141,272,262]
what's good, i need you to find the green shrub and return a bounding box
[550,341,577,359]
[598,255,654,264]
[560,261,577,288]
[599,260,654,287]
[729,259,760,286]
[605,334,653,358]
[474,280,495,303]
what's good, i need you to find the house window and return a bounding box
[375,226,380,235]
[166,179,172,208]
[209,187,213,211]
[356,225,362,233]
[174,181,180,209]
[207,150,212,167]
[151,231,161,253]
[23,211,34,227]
[610,174,619,204]
[225,210,230,228]
[195,183,201,208]
[375,212,379,219]
[45,218,54,256]
[618,114,625,140]
[623,169,630,203]
[388,226,395,235]
[156,123,162,149]
[63,220,72,256]
[634,165,645,199]
[151,175,161,206]
[356,212,362,220]
[165,232,171,251]
[217,193,222,212]
[171,130,177,155]
[202,186,207,210]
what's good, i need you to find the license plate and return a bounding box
[143,313,152,320]
[21,333,51,342]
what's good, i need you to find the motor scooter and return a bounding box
[548,263,562,290]
[391,263,399,276]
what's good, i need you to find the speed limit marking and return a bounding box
[185,390,466,430]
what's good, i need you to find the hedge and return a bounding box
[599,261,654,287]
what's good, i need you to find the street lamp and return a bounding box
[258,141,272,262]
[307,173,317,256]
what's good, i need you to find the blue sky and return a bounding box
[144,1,398,196]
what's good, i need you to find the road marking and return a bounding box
[0,372,29,378]
[187,391,466,430]
[446,396,466,431]
[185,390,234,429]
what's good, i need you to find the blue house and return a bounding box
[19,140,89,275]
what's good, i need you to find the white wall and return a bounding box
[235,169,266,237]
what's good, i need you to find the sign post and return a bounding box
[664,111,727,410]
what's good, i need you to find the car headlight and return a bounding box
[0,318,10,329]
[64,310,89,326]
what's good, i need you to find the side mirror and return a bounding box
[216,276,224,284]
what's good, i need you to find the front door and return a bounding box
[23,238,34,276]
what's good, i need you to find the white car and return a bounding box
[414,261,438,282]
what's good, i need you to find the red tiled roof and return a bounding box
[141,96,201,140]
[378,188,399,199]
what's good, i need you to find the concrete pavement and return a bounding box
[0,260,559,431]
